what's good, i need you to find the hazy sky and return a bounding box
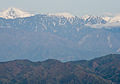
[0,0,120,16]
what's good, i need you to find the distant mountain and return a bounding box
[1,54,119,84]
[0,8,33,19]
[48,12,75,18]
[1,8,120,25]
[0,8,120,61]
[103,15,120,23]
[83,15,107,24]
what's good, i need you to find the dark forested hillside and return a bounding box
[1,54,120,84]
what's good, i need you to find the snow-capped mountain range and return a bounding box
[48,12,75,18]
[0,8,33,19]
[0,7,120,62]
[0,7,120,25]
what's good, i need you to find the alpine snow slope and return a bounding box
[0,8,120,61]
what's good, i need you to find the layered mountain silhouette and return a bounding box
[0,54,120,84]
[0,8,120,61]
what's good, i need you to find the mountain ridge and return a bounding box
[0,8,33,19]
[0,7,120,26]
[0,12,120,61]
[0,54,120,84]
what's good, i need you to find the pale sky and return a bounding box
[0,0,120,16]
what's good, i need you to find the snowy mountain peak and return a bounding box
[102,14,120,23]
[81,15,90,20]
[48,12,75,18]
[108,15,120,23]
[0,7,33,19]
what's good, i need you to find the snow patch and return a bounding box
[34,25,38,32]
[0,7,33,19]
[48,12,75,18]
[107,36,112,48]
[42,24,47,30]
[110,15,120,23]
[53,22,56,26]
[103,14,120,23]
[81,15,90,20]
[78,35,91,45]
[103,16,111,22]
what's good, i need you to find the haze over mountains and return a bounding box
[0,8,120,61]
